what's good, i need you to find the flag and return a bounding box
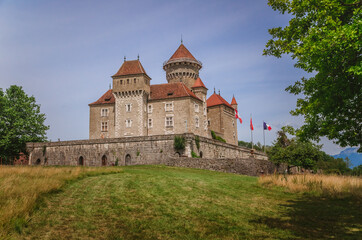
[235,109,242,124]
[263,122,272,131]
[250,117,254,130]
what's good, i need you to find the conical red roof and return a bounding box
[231,96,237,105]
[192,77,207,89]
[207,93,233,109]
[112,60,149,77]
[169,44,197,61]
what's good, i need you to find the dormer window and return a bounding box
[167,92,174,96]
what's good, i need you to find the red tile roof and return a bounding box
[192,77,207,89]
[207,93,234,109]
[231,96,237,105]
[112,60,149,77]
[89,89,115,106]
[169,44,197,61]
[150,82,201,101]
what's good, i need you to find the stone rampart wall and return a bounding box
[26,134,269,171]
[165,157,285,176]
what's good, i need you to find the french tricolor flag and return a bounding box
[235,109,242,124]
[263,122,272,131]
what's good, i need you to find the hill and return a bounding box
[3,165,360,240]
[333,147,361,168]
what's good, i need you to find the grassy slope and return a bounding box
[16,166,361,240]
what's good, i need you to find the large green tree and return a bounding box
[0,85,49,164]
[264,0,362,151]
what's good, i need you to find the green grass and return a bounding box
[12,165,362,239]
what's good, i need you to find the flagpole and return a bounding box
[250,113,253,149]
[263,120,266,153]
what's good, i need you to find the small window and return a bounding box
[148,104,153,113]
[120,80,123,84]
[148,118,153,128]
[165,102,173,112]
[126,104,131,112]
[101,122,108,132]
[195,116,199,128]
[165,117,173,127]
[208,120,211,126]
[195,104,199,113]
[203,107,206,116]
[101,108,108,117]
[127,79,129,84]
[126,119,132,128]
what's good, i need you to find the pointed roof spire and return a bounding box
[168,44,197,61]
[124,56,126,62]
[181,34,183,44]
[137,54,139,60]
[231,95,237,105]
[192,77,208,89]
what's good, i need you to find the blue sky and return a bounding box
[0,0,346,154]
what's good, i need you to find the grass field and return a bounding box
[1,165,361,239]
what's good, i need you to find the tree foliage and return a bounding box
[0,85,49,164]
[268,126,351,173]
[264,0,362,151]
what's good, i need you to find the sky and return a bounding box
[0,0,347,155]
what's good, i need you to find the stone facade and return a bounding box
[89,43,239,146]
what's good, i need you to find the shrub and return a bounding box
[174,136,186,151]
[211,131,226,143]
[191,151,200,158]
[195,136,200,150]
[115,158,119,166]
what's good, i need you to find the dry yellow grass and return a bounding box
[0,166,122,238]
[259,174,362,199]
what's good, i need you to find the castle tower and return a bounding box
[112,59,151,137]
[192,77,208,103]
[230,96,238,145]
[163,43,202,89]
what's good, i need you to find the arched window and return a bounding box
[78,156,84,166]
[102,155,107,166]
[125,154,131,166]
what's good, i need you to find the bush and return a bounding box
[211,130,226,143]
[191,151,200,158]
[174,136,186,151]
[195,136,200,150]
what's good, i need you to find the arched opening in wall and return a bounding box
[199,151,203,158]
[102,155,107,166]
[35,158,41,165]
[78,156,84,166]
[175,152,181,157]
[125,154,131,166]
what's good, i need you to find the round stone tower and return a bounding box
[163,43,202,89]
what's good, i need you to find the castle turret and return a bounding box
[163,43,202,89]
[231,95,237,110]
[112,59,151,137]
[191,77,208,102]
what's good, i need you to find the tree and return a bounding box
[268,127,324,172]
[264,0,362,151]
[0,85,49,164]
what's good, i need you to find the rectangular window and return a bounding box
[101,108,109,117]
[165,102,173,112]
[195,104,199,113]
[165,117,173,127]
[126,104,131,112]
[148,104,153,113]
[101,122,108,132]
[148,118,153,128]
[195,117,199,128]
[126,119,132,128]
[120,80,123,84]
